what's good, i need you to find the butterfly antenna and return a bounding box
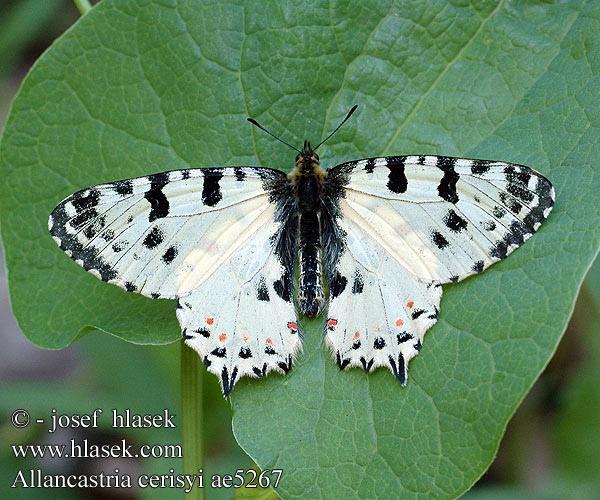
[313,105,358,152]
[247,118,301,153]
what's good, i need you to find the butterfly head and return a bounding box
[296,140,320,165]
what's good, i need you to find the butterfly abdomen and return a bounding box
[296,168,325,317]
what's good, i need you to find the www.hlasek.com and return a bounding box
[9,407,282,491]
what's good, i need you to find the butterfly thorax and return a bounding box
[288,140,327,183]
[289,140,326,318]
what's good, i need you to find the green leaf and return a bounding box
[0,0,598,499]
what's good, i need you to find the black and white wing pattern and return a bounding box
[49,167,300,396]
[323,155,554,383]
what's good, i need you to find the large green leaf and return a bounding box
[1,0,598,499]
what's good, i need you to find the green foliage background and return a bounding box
[0,0,599,499]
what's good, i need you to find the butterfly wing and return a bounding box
[323,155,554,382]
[49,167,300,395]
[176,239,301,396]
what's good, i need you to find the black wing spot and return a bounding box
[70,209,98,230]
[352,271,364,294]
[388,353,406,385]
[492,206,506,219]
[253,364,266,378]
[253,363,267,378]
[83,216,106,239]
[202,170,223,206]
[265,345,276,355]
[211,347,226,358]
[428,307,440,320]
[182,329,193,340]
[506,182,534,203]
[523,177,554,230]
[256,277,270,301]
[449,275,459,283]
[336,352,350,370]
[472,260,484,273]
[181,169,191,180]
[330,271,347,298]
[397,332,413,344]
[113,180,133,196]
[239,347,252,359]
[490,239,508,259]
[504,165,531,185]
[151,293,160,299]
[273,270,292,303]
[417,155,426,165]
[124,281,137,292]
[234,167,246,181]
[222,366,238,398]
[444,209,468,232]
[277,355,292,373]
[194,328,210,338]
[162,246,178,264]
[203,356,211,368]
[360,357,374,373]
[144,172,170,222]
[436,157,459,203]
[352,339,361,349]
[364,158,375,173]
[471,160,491,175]
[386,156,408,193]
[71,189,100,212]
[507,220,528,245]
[483,220,496,232]
[411,309,425,319]
[414,340,422,352]
[432,231,449,249]
[101,229,115,242]
[143,227,164,249]
[373,337,386,350]
[499,191,522,215]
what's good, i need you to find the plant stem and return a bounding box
[73,0,92,15]
[181,341,204,500]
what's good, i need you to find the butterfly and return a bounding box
[48,106,555,396]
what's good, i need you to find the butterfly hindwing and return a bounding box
[323,155,554,382]
[324,242,442,382]
[176,203,300,396]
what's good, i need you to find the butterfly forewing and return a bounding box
[49,167,285,298]
[328,156,554,283]
[176,201,300,396]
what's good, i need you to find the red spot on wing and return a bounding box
[242,335,248,342]
[407,301,414,308]
[206,317,214,325]
[287,322,298,330]
[266,338,273,344]
[327,319,337,327]
[219,333,226,342]
[396,318,404,327]
[353,332,360,340]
